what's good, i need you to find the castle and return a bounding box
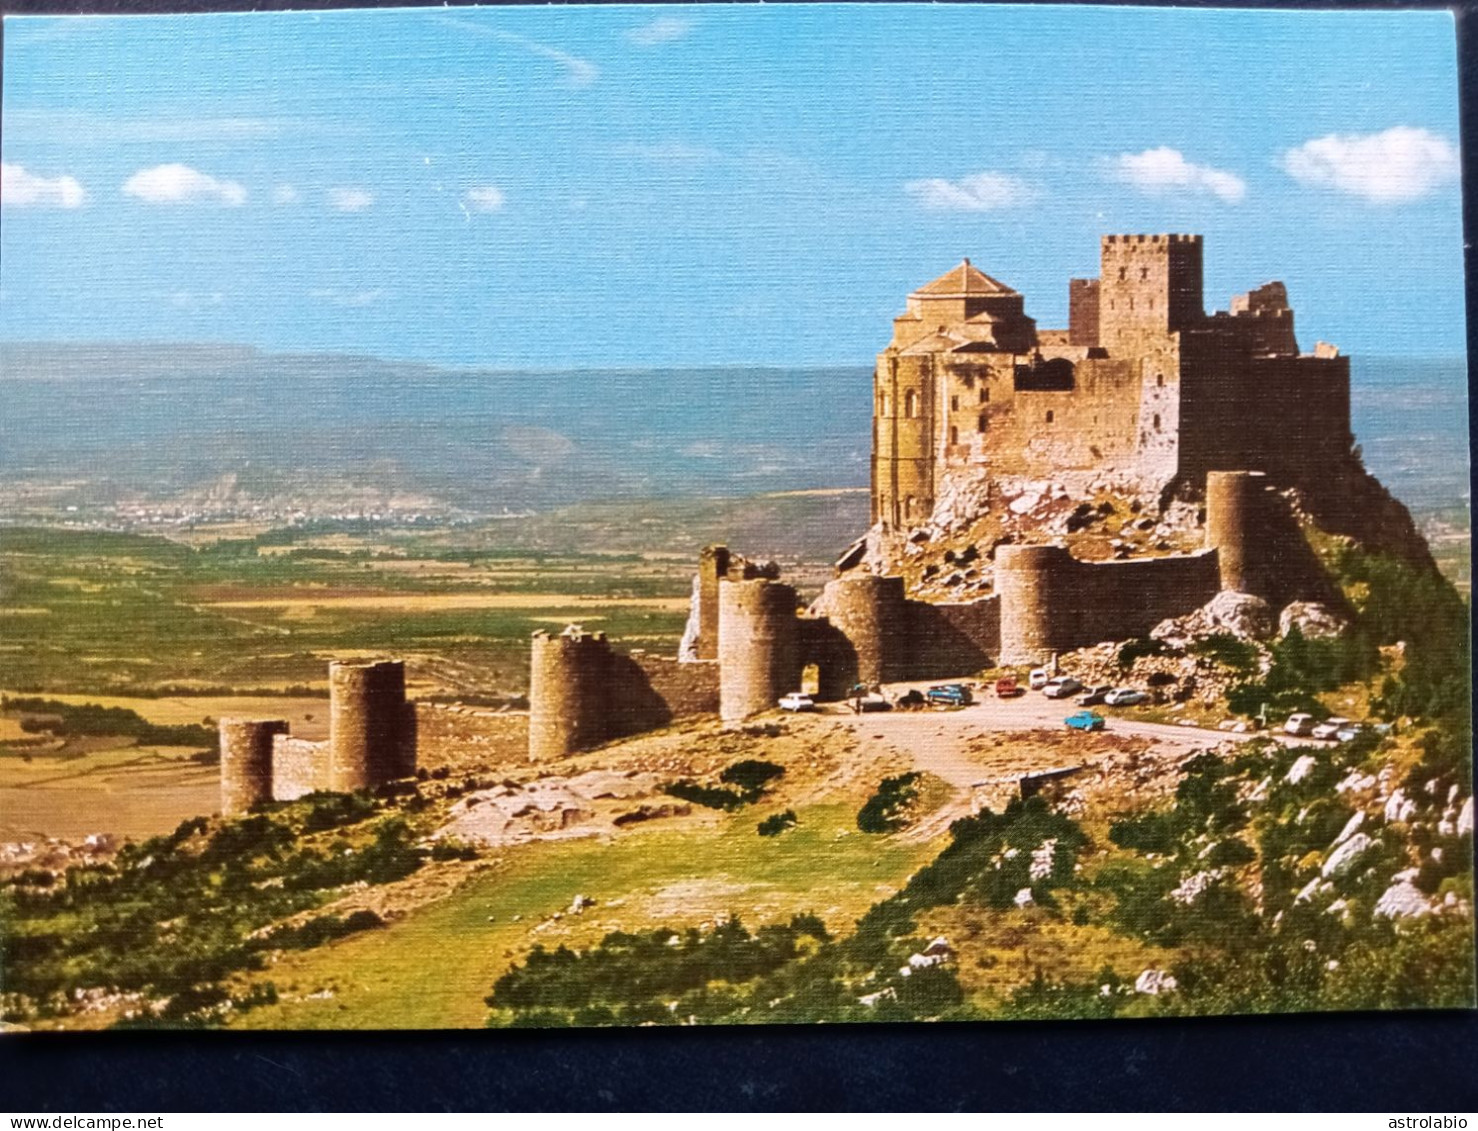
[221,233,1420,810]
[872,234,1350,529]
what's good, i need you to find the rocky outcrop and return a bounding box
[1153,591,1277,645]
[1279,601,1350,640]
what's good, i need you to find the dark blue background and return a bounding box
[2,0,1475,1111]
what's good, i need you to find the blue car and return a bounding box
[927,683,974,706]
[1064,710,1106,732]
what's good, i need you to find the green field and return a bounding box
[0,525,694,698]
[230,800,936,1030]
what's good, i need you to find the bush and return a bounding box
[1117,637,1169,669]
[857,773,921,833]
[757,810,797,837]
[720,760,785,793]
[1190,633,1260,673]
[665,759,787,811]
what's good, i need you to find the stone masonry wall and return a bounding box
[271,737,329,802]
[413,702,528,769]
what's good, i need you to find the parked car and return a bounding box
[1065,710,1106,732]
[1311,716,1351,740]
[1028,668,1050,690]
[927,683,974,706]
[1104,687,1149,706]
[896,688,927,710]
[1284,712,1317,736]
[858,692,892,712]
[995,677,1025,698]
[778,692,815,712]
[1334,722,1366,742]
[1076,685,1113,707]
[1042,676,1084,699]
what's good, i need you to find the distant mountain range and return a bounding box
[0,343,1466,524]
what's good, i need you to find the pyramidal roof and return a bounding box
[911,258,1017,299]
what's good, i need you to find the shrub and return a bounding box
[757,810,797,837]
[1117,637,1169,669]
[720,760,785,793]
[857,773,921,833]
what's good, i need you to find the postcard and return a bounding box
[0,3,1471,1032]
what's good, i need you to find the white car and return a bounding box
[1284,712,1317,736]
[1028,668,1050,690]
[1312,717,1352,740]
[1042,676,1083,699]
[778,692,816,712]
[1104,687,1149,706]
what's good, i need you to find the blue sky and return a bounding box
[0,4,1466,366]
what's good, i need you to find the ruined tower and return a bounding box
[528,625,611,760]
[219,717,289,815]
[328,659,410,791]
[718,578,800,723]
[994,545,1075,665]
[816,574,908,686]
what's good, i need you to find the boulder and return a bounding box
[1134,969,1178,995]
[1321,831,1373,878]
[1374,881,1431,920]
[1279,602,1349,640]
[1152,590,1275,646]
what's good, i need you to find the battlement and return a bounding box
[1103,233,1202,245]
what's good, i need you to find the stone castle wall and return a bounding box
[270,736,330,803]
[996,545,1221,664]
[412,702,528,769]
[906,596,1001,678]
[872,233,1355,531]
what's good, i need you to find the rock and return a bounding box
[1152,590,1275,646]
[1322,831,1373,877]
[1286,755,1317,784]
[1333,811,1365,845]
[1458,796,1473,838]
[569,894,595,914]
[1134,969,1178,995]
[1013,887,1035,907]
[858,987,897,1008]
[1374,881,1431,919]
[1384,788,1417,824]
[1279,602,1349,640]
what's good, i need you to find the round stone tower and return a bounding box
[328,659,408,792]
[219,717,289,815]
[528,626,611,761]
[718,578,800,724]
[995,545,1074,665]
[820,574,908,687]
[1205,470,1268,597]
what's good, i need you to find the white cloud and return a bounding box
[272,184,301,205]
[1,162,86,208]
[626,16,694,46]
[123,163,246,205]
[1281,126,1459,204]
[463,186,506,212]
[328,187,374,212]
[310,288,384,307]
[903,171,1035,212]
[1106,147,1246,204]
[432,16,598,88]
